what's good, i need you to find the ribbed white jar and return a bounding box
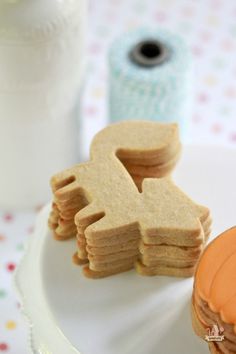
[0,0,87,209]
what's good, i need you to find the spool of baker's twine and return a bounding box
[109,28,193,138]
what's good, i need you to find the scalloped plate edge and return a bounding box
[14,204,80,354]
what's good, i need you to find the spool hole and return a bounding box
[139,41,162,59]
[130,39,169,67]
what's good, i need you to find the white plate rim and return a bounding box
[15,204,80,354]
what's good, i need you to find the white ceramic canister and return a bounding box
[0,0,87,209]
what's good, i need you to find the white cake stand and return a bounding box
[15,145,236,354]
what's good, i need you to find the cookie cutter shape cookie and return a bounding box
[49,121,210,278]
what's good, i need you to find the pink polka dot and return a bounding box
[154,11,167,22]
[192,45,203,56]
[221,39,234,51]
[6,263,16,272]
[3,214,13,222]
[0,343,9,351]
[105,12,117,23]
[197,93,209,103]
[230,132,236,143]
[210,0,222,9]
[89,42,102,55]
[225,87,236,98]
[85,106,98,116]
[200,30,212,42]
[27,226,34,234]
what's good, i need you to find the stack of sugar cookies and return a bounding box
[192,227,236,354]
[73,177,210,279]
[48,186,88,241]
[48,120,211,278]
[136,178,211,277]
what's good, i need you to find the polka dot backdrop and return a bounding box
[1,0,236,352]
[81,0,236,155]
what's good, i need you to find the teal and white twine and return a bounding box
[109,28,193,137]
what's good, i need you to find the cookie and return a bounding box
[135,259,196,277]
[140,256,198,268]
[191,299,236,353]
[117,139,181,165]
[143,214,211,247]
[49,121,181,240]
[88,248,139,264]
[86,240,140,255]
[82,261,134,279]
[48,121,210,278]
[122,148,181,177]
[191,227,236,353]
[89,255,139,272]
[139,242,203,260]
